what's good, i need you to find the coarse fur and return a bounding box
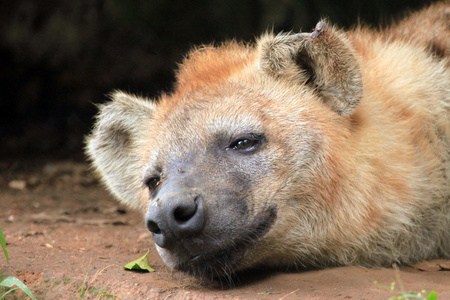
[86,3,449,279]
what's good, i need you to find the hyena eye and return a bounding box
[227,135,264,152]
[145,176,161,191]
[232,139,257,150]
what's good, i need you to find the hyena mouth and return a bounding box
[176,247,239,278]
[175,207,278,278]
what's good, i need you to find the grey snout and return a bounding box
[146,190,206,249]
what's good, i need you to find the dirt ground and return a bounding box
[0,160,449,300]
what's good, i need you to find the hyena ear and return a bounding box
[258,21,362,116]
[86,91,156,208]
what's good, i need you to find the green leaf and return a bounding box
[427,291,437,300]
[0,287,19,300]
[100,293,117,299]
[0,226,8,263]
[123,250,155,272]
[0,276,36,300]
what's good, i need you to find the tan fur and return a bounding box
[87,3,449,275]
[387,2,450,63]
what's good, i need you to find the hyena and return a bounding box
[86,3,449,278]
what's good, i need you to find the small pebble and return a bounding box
[9,180,26,190]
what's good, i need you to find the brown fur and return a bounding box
[86,3,449,278]
[387,2,450,62]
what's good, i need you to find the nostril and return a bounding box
[173,200,198,223]
[147,220,162,234]
[170,196,205,239]
[146,213,173,248]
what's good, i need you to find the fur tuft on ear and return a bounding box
[85,91,156,208]
[258,21,362,116]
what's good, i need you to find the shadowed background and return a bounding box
[0,0,438,160]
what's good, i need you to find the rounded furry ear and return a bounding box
[258,22,362,116]
[85,91,156,208]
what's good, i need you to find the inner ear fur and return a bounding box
[258,21,362,116]
[86,91,156,208]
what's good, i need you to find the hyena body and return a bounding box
[87,3,449,278]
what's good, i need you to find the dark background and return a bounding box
[0,0,439,160]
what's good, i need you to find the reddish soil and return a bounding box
[1,160,449,299]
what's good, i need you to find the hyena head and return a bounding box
[87,22,365,278]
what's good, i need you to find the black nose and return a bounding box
[145,192,205,249]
